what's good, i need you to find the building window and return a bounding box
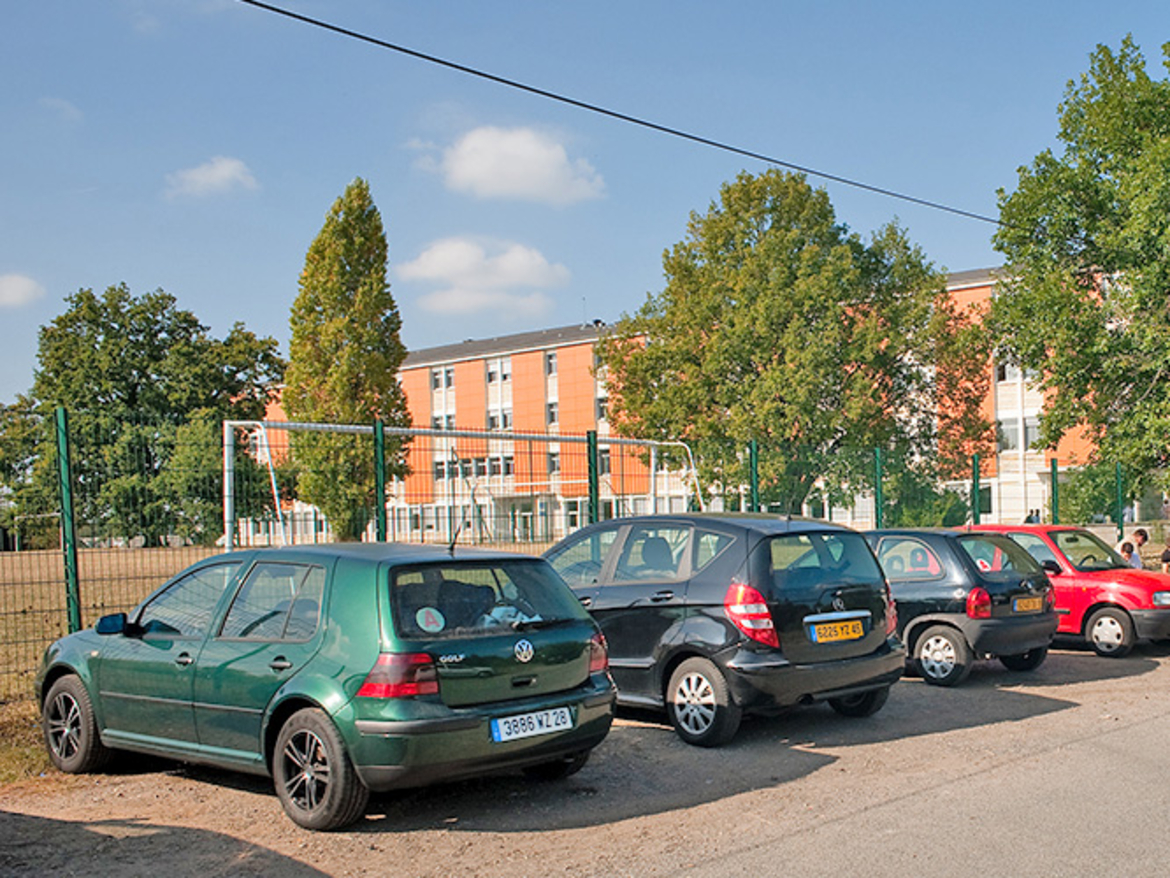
[503,456,514,476]
[599,448,611,476]
[545,351,557,376]
[486,363,498,383]
[548,452,560,474]
[546,402,559,425]
[445,414,456,430]
[595,396,608,422]
[431,369,442,390]
[431,415,443,431]
[502,409,512,430]
[444,367,455,388]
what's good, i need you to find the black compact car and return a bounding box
[865,529,1059,686]
[544,514,904,746]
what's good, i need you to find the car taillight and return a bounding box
[1044,586,1057,611]
[966,587,992,620]
[884,582,898,635]
[356,653,439,698]
[724,582,779,648]
[589,631,609,674]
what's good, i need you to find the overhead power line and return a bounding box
[238,0,1003,227]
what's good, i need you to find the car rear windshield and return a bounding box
[956,534,1042,580]
[391,559,588,640]
[768,531,883,589]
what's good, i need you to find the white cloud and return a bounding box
[165,156,258,199]
[440,126,605,206]
[0,275,46,308]
[398,237,568,316]
[40,97,83,124]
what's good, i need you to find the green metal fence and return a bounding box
[0,407,1152,701]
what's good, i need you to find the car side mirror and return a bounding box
[1040,560,1062,576]
[95,612,128,635]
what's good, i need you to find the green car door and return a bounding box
[193,560,327,763]
[96,561,242,753]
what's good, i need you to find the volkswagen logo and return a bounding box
[514,639,535,663]
[832,596,847,612]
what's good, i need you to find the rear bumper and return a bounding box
[345,678,615,792]
[962,611,1058,657]
[723,638,905,711]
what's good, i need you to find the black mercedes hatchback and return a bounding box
[544,514,904,746]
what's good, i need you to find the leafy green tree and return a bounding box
[285,177,410,540]
[0,284,284,546]
[598,169,992,512]
[991,37,1170,493]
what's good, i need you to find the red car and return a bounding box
[968,525,1170,657]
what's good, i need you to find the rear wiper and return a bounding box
[510,617,567,631]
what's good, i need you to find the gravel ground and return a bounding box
[4,641,1170,877]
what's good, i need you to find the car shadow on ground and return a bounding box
[346,671,1082,834]
[0,810,328,877]
[977,641,1162,689]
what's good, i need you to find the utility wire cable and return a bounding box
[238,0,1004,227]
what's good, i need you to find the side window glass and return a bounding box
[877,537,944,580]
[1009,532,1059,566]
[220,563,324,641]
[694,530,735,573]
[547,528,618,586]
[138,563,241,638]
[613,526,689,582]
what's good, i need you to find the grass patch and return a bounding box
[0,699,50,784]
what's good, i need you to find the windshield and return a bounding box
[1052,529,1128,572]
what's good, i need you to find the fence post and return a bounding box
[223,421,236,551]
[374,419,387,542]
[587,430,599,524]
[748,439,760,513]
[872,447,884,529]
[1050,458,1059,524]
[1115,461,1124,541]
[54,407,82,633]
[971,453,981,525]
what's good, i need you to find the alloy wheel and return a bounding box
[673,671,717,736]
[46,691,82,761]
[280,729,332,814]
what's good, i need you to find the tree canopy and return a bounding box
[991,37,1170,485]
[0,284,285,546]
[285,177,410,540]
[597,169,992,512]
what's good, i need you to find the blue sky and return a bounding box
[2,1,1167,404]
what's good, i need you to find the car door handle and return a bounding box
[174,652,193,666]
[269,657,293,671]
[650,590,675,602]
[578,596,593,608]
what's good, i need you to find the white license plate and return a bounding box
[491,707,573,743]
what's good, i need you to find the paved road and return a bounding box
[3,641,1168,877]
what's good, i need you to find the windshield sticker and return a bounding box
[416,607,446,633]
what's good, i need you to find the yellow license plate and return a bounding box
[811,619,865,643]
[1014,596,1042,613]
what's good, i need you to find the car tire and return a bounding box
[666,657,742,747]
[828,685,890,717]
[915,625,973,686]
[522,749,591,781]
[274,708,369,831]
[999,646,1048,672]
[42,675,113,774]
[1086,607,1134,658]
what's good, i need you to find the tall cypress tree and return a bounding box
[285,177,410,540]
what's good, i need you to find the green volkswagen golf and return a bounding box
[35,543,615,830]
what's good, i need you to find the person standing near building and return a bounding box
[1161,535,1170,575]
[1116,528,1148,569]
